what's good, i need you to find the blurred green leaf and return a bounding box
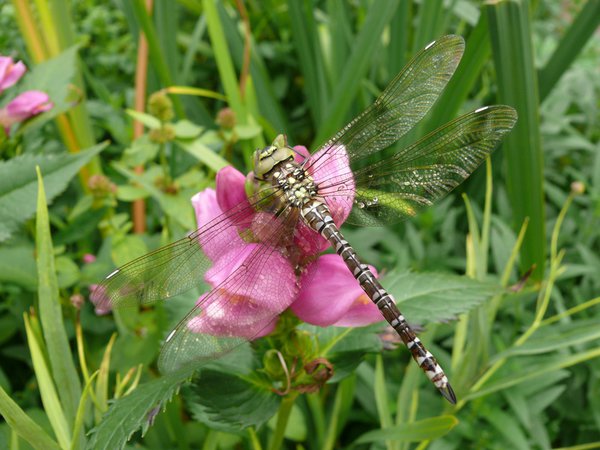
[36,167,82,425]
[0,384,60,450]
[0,143,106,242]
[353,415,458,444]
[0,244,37,290]
[24,314,71,449]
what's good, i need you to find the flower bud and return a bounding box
[570,181,585,195]
[148,91,174,122]
[88,174,117,197]
[149,124,175,143]
[216,107,236,129]
[70,293,84,310]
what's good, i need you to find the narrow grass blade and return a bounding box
[36,167,82,424]
[487,0,546,279]
[70,371,99,450]
[423,12,491,132]
[24,313,71,449]
[204,0,245,121]
[313,0,401,146]
[538,0,600,101]
[288,0,329,126]
[0,384,61,450]
[217,2,290,139]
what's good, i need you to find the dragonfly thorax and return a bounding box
[270,161,317,207]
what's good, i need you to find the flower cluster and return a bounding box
[189,145,382,338]
[0,55,53,135]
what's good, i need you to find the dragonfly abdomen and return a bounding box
[301,199,456,404]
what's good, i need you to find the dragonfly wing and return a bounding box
[332,106,518,225]
[90,187,288,310]
[305,35,465,177]
[157,204,300,373]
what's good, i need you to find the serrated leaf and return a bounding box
[88,367,196,450]
[382,271,503,324]
[0,143,107,242]
[353,415,458,444]
[185,370,280,432]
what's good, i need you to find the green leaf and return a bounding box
[482,408,529,450]
[172,120,204,139]
[0,244,37,290]
[111,235,148,268]
[487,1,546,279]
[185,370,280,432]
[175,138,229,173]
[88,367,196,450]
[36,167,82,425]
[122,136,159,167]
[24,314,71,449]
[382,271,503,324]
[353,415,458,444]
[492,319,600,360]
[125,109,161,130]
[0,143,106,242]
[0,384,61,450]
[111,163,196,230]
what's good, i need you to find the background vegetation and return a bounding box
[0,0,599,449]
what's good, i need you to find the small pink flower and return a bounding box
[0,90,53,133]
[89,284,112,315]
[0,56,26,93]
[82,254,96,264]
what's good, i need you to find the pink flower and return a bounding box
[82,253,96,264]
[189,145,380,339]
[0,90,53,134]
[89,284,112,315]
[0,56,26,93]
[291,254,382,327]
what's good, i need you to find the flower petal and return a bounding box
[292,253,379,327]
[204,243,297,313]
[216,166,250,211]
[7,90,53,119]
[191,188,243,260]
[307,144,355,226]
[0,57,26,93]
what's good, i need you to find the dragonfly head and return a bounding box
[253,134,295,180]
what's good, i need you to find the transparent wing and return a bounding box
[90,186,289,311]
[305,35,465,177]
[157,204,301,373]
[320,106,518,225]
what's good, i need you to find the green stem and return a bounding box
[269,393,297,450]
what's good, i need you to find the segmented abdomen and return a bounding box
[301,200,456,404]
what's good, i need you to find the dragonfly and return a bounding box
[92,35,517,404]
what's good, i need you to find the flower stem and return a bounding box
[269,393,297,450]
